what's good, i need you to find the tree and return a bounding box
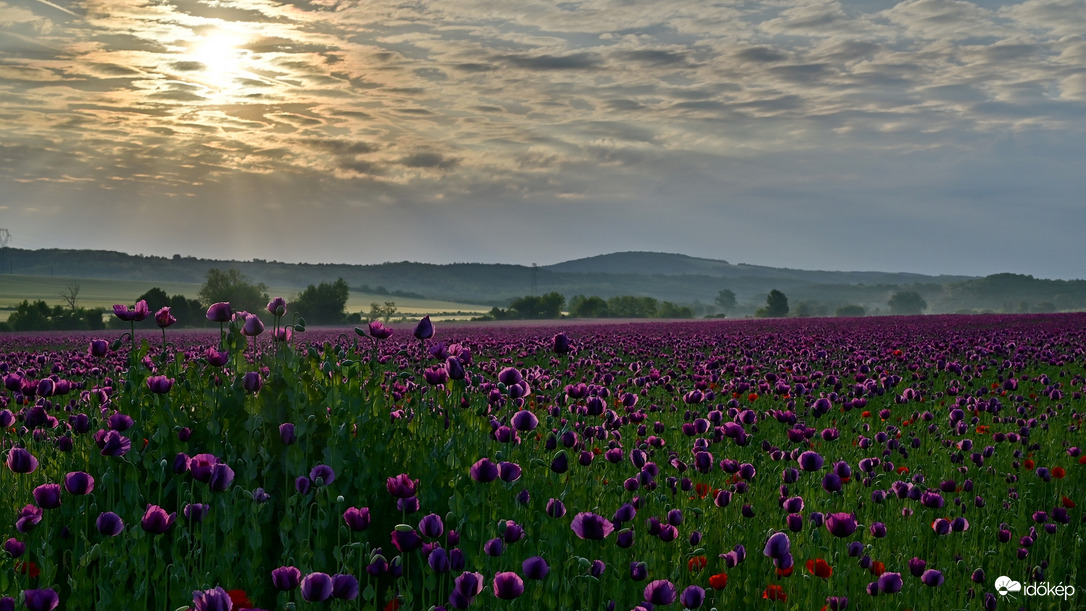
[888,291,927,315]
[198,269,269,314]
[569,295,609,318]
[136,287,170,311]
[60,281,81,310]
[657,301,695,319]
[756,290,789,318]
[835,304,866,317]
[714,289,736,314]
[509,292,565,319]
[606,296,658,318]
[368,301,399,323]
[291,278,350,325]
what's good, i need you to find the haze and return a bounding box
[1,0,1083,279]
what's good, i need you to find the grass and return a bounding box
[0,274,489,322]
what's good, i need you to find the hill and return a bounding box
[0,248,1082,317]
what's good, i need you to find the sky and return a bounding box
[1,0,1084,279]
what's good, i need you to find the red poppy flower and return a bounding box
[227,590,253,608]
[748,393,759,402]
[15,560,40,578]
[870,561,885,576]
[806,558,833,579]
[1052,467,1066,479]
[776,566,794,577]
[862,411,871,418]
[688,556,707,572]
[384,598,402,611]
[708,573,728,590]
[896,466,910,474]
[763,585,787,602]
[694,483,710,499]
[1023,459,1035,470]
[1062,496,1076,508]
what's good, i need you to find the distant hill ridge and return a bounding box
[1,248,1083,315]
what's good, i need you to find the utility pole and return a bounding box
[0,228,10,274]
[531,263,538,295]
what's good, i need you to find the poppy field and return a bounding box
[0,304,1083,610]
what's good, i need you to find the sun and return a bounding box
[185,28,249,91]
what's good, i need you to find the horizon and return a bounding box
[2,0,1084,280]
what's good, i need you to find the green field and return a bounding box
[0,274,489,322]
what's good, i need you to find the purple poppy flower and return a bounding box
[267,297,286,316]
[498,461,522,483]
[571,512,615,540]
[908,557,926,577]
[141,504,176,534]
[445,356,466,381]
[332,574,359,600]
[511,410,539,432]
[182,503,209,523]
[590,559,606,577]
[7,448,38,474]
[798,451,825,471]
[546,498,566,518]
[553,333,571,354]
[4,538,24,558]
[206,348,229,367]
[523,556,549,580]
[206,302,232,323]
[343,507,371,531]
[643,580,678,606]
[680,585,706,609]
[392,529,423,552]
[192,586,231,611]
[763,532,791,559]
[15,505,42,533]
[826,595,849,610]
[301,572,334,602]
[368,320,393,339]
[921,569,944,587]
[271,566,302,590]
[397,496,420,513]
[113,300,149,322]
[483,538,504,556]
[419,513,444,539]
[22,589,59,611]
[155,306,176,328]
[429,547,451,573]
[242,371,262,393]
[242,314,264,337]
[386,473,417,498]
[279,423,295,445]
[470,458,499,482]
[208,463,234,492]
[33,484,61,510]
[493,572,524,600]
[869,522,887,538]
[89,339,109,357]
[309,464,335,486]
[826,512,858,537]
[96,512,124,536]
[629,561,648,581]
[877,572,903,594]
[413,315,434,340]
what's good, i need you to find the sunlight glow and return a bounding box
[185,28,249,92]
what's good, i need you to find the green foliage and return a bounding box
[568,295,609,318]
[756,289,789,317]
[291,278,350,325]
[606,295,658,318]
[509,291,565,319]
[656,301,695,318]
[198,268,269,313]
[714,289,736,312]
[5,299,105,331]
[835,304,866,317]
[793,300,828,318]
[888,290,927,315]
[368,300,399,323]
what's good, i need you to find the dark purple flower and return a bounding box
[643,580,678,606]
[192,586,231,611]
[332,574,359,600]
[386,473,417,498]
[309,464,335,486]
[4,538,24,558]
[267,297,286,316]
[877,572,903,594]
[413,315,434,340]
[344,507,371,531]
[22,589,59,611]
[763,532,791,559]
[546,498,566,518]
[470,458,499,483]
[523,556,549,580]
[242,314,264,337]
[368,320,393,339]
[492,572,524,600]
[428,547,451,573]
[826,512,858,537]
[552,333,571,354]
[571,512,615,540]
[301,572,333,602]
[680,585,706,609]
[511,410,539,432]
[908,557,926,577]
[113,300,149,322]
[445,356,466,381]
[279,423,295,445]
[206,348,229,367]
[141,504,175,534]
[629,561,648,581]
[32,484,61,510]
[869,522,887,538]
[392,529,423,552]
[206,302,232,323]
[484,538,503,556]
[184,503,210,522]
[208,463,234,492]
[155,306,176,328]
[825,595,849,610]
[242,371,262,393]
[271,566,302,590]
[798,451,825,471]
[89,339,109,357]
[15,505,42,533]
[6,448,38,473]
[96,512,124,536]
[498,461,522,483]
[921,569,944,587]
[419,513,444,539]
